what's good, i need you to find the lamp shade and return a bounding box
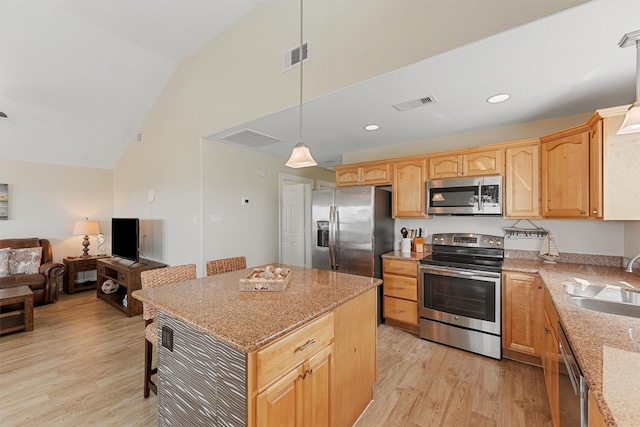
[73,218,100,235]
[617,104,640,135]
[285,142,317,168]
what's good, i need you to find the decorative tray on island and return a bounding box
[239,266,291,291]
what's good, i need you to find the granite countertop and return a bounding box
[381,249,431,261]
[503,259,640,427]
[132,264,381,354]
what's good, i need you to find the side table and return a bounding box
[63,255,109,294]
[0,286,34,335]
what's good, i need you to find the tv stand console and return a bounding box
[96,258,166,317]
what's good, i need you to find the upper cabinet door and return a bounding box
[335,167,361,187]
[392,158,427,218]
[541,131,590,218]
[428,154,462,179]
[464,149,502,177]
[360,162,391,185]
[505,143,540,218]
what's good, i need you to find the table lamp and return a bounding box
[73,218,100,258]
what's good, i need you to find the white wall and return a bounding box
[624,222,640,261]
[0,159,114,261]
[394,217,625,256]
[202,140,332,268]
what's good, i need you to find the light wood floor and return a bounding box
[0,292,551,426]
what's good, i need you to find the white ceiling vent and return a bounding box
[221,129,282,147]
[392,95,438,112]
[282,40,310,72]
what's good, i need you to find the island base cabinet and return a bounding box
[156,311,248,427]
[256,344,333,427]
[156,288,378,427]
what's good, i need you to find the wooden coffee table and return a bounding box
[0,286,34,335]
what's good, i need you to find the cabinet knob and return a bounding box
[544,328,550,335]
[592,210,598,214]
[580,211,586,215]
[392,286,404,289]
[538,285,542,290]
[393,309,405,313]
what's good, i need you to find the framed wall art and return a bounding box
[0,184,8,220]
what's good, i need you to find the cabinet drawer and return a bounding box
[383,275,417,301]
[384,296,418,325]
[256,312,334,390]
[383,259,417,277]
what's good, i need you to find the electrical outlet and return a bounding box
[210,214,223,223]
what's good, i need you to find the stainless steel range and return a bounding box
[418,233,504,359]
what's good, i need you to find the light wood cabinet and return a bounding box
[256,344,333,427]
[542,287,560,427]
[503,272,542,354]
[382,258,418,332]
[334,161,391,187]
[588,390,607,427]
[502,272,543,362]
[255,313,334,427]
[541,129,590,218]
[392,158,427,218]
[428,148,502,179]
[428,154,462,179]
[504,141,540,218]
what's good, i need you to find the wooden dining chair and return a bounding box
[206,256,247,276]
[140,263,197,398]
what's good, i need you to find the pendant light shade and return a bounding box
[617,103,640,135]
[286,142,317,168]
[617,30,640,135]
[285,0,317,168]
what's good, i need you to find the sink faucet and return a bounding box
[625,253,640,273]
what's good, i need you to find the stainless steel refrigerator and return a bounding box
[312,187,394,321]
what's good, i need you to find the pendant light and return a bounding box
[617,30,640,135]
[285,0,317,168]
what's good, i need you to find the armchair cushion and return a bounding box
[8,247,42,275]
[0,247,9,277]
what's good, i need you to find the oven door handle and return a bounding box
[420,265,500,280]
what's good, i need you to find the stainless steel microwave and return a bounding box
[426,176,503,215]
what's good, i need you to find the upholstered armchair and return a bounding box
[0,238,65,305]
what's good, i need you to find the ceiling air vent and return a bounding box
[283,40,310,72]
[221,129,282,147]
[392,94,438,112]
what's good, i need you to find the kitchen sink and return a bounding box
[570,296,640,319]
[563,283,640,318]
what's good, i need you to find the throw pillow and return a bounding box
[0,247,10,277]
[8,247,43,275]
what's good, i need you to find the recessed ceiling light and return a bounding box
[487,94,510,104]
[364,124,379,131]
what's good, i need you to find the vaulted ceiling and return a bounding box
[1,0,638,170]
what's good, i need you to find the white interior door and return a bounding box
[281,183,305,266]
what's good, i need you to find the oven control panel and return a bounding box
[432,233,503,248]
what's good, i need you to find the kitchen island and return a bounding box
[132,264,381,427]
[503,259,640,427]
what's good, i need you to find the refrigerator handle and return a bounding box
[334,208,339,270]
[329,206,337,270]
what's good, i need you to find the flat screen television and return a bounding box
[111,218,140,263]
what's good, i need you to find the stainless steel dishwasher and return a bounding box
[558,322,588,427]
